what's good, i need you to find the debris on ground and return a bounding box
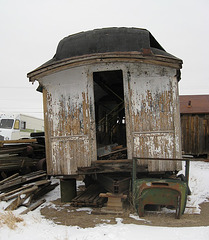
[0,170,58,214]
[71,183,107,207]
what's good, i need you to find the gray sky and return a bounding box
[0,0,208,118]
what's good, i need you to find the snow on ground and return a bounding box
[0,214,209,240]
[179,161,209,214]
[0,161,209,240]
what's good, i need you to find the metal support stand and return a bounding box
[60,178,77,202]
[185,160,190,194]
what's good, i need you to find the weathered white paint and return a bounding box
[39,66,94,175]
[124,63,181,171]
[39,61,182,175]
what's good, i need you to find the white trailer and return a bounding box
[0,113,44,140]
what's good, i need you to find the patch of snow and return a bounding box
[0,161,208,239]
[129,213,150,222]
[76,207,93,214]
[115,217,123,224]
[0,215,208,240]
[161,207,175,214]
[63,203,71,207]
[101,219,111,223]
[77,180,85,188]
[42,178,60,203]
[44,202,64,211]
[67,209,74,213]
[0,199,10,211]
[179,161,209,214]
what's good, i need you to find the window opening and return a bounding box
[14,120,20,130]
[21,121,26,130]
[0,119,14,129]
[93,70,127,160]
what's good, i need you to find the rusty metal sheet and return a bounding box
[134,178,187,218]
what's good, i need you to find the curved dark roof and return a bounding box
[28,28,183,81]
[51,27,180,62]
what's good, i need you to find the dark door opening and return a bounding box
[93,70,127,159]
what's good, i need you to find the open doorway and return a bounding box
[93,70,127,159]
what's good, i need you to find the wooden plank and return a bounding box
[0,178,23,191]
[0,185,31,201]
[5,186,38,211]
[21,194,34,207]
[0,156,39,171]
[0,171,46,191]
[20,199,46,215]
[32,182,59,201]
[0,147,27,154]
[98,148,127,158]
[93,157,198,165]
[2,181,49,201]
[0,139,37,146]
[42,88,52,176]
[92,159,132,165]
[71,183,106,207]
[25,173,46,182]
[0,173,19,185]
[99,193,127,199]
[23,170,46,178]
[34,179,51,186]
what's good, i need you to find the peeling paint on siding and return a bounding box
[125,63,181,171]
[40,62,182,176]
[39,67,92,175]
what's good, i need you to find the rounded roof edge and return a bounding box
[52,27,180,61]
[27,27,183,80]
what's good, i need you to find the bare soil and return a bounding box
[40,199,209,228]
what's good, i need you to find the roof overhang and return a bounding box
[28,51,182,82]
[27,28,183,82]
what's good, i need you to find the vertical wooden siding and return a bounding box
[124,63,181,172]
[41,67,96,175]
[181,114,209,156]
[41,62,182,175]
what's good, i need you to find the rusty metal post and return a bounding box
[60,179,76,202]
[185,160,190,194]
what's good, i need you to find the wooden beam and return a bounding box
[20,199,46,215]
[0,173,19,185]
[0,139,37,146]
[93,159,132,165]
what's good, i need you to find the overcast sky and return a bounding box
[0,0,208,118]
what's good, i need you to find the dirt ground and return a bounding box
[40,198,209,228]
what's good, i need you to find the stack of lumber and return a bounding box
[71,183,107,207]
[0,170,58,214]
[0,138,45,172]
